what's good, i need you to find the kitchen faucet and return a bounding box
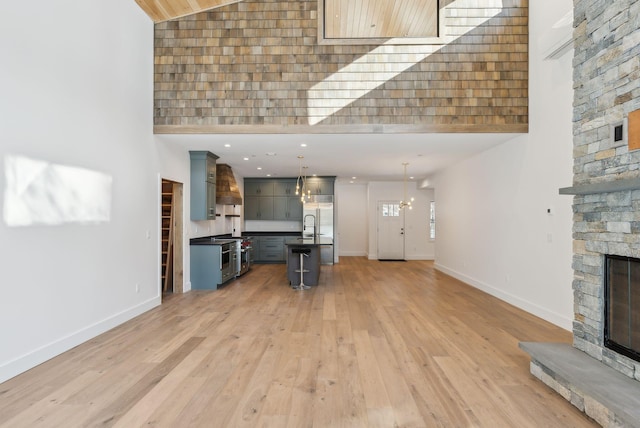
[303,214,316,236]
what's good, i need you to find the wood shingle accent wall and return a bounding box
[154,0,528,134]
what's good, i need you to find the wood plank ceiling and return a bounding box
[134,0,243,22]
[324,0,439,39]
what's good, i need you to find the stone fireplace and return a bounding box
[520,0,640,426]
[521,182,640,427]
[571,189,640,379]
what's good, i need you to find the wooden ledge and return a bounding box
[154,124,529,135]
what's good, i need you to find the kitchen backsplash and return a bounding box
[245,220,302,232]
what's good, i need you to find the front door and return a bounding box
[377,201,405,260]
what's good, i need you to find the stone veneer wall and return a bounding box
[153,0,528,131]
[572,0,640,380]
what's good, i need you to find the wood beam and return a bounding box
[134,0,243,22]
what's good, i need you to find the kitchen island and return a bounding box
[284,236,333,287]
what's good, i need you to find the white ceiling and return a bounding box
[156,133,521,185]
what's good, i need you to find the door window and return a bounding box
[382,203,400,217]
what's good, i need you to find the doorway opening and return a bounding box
[161,179,184,297]
[377,201,405,260]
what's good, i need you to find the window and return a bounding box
[429,201,436,240]
[382,203,400,217]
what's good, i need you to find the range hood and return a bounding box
[216,163,243,205]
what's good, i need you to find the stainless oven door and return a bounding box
[238,246,251,275]
[220,243,235,283]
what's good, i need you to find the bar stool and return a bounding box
[292,248,311,290]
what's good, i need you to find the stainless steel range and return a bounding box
[236,237,253,276]
[217,240,237,284]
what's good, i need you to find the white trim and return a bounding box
[405,254,435,261]
[339,251,368,257]
[0,297,161,383]
[434,263,572,331]
[544,37,573,60]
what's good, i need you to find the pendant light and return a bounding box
[295,155,311,203]
[399,162,414,210]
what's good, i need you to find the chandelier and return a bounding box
[295,155,311,203]
[399,162,414,210]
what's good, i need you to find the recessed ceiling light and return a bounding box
[352,176,357,180]
[224,144,231,148]
[301,143,307,147]
[257,167,262,170]
[243,157,249,161]
[410,176,414,180]
[350,181,354,184]
[266,174,271,177]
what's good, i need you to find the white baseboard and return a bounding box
[434,263,572,331]
[0,297,161,384]
[367,254,435,261]
[405,254,435,261]
[339,251,367,257]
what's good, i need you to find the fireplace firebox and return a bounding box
[604,254,640,363]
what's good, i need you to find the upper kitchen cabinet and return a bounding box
[305,177,335,195]
[244,195,274,220]
[273,179,298,196]
[189,151,219,221]
[273,196,303,220]
[244,180,274,196]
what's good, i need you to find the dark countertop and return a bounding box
[190,232,304,245]
[284,236,333,246]
[189,236,239,245]
[242,231,302,237]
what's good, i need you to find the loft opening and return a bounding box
[318,0,441,45]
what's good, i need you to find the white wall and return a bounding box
[431,0,575,329]
[336,183,368,256]
[366,181,435,260]
[0,0,157,382]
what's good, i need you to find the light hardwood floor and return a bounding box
[0,258,596,427]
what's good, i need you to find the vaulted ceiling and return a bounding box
[134,0,243,22]
[135,0,438,35]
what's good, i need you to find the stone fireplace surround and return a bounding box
[520,0,640,426]
[522,180,640,427]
